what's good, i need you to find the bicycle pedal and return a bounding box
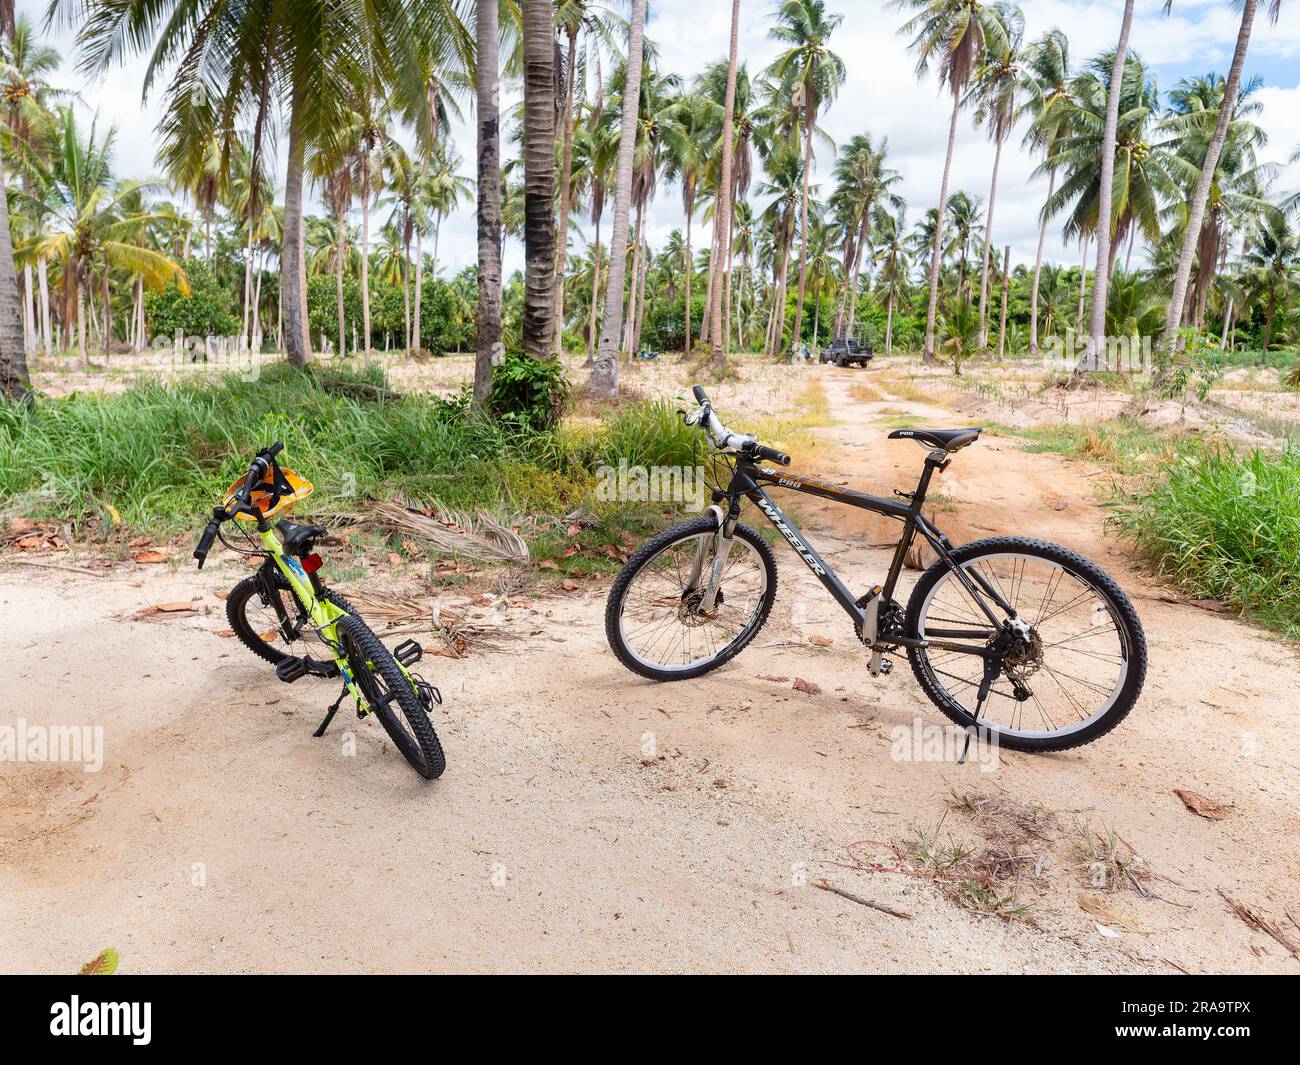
[300,656,339,679]
[393,639,423,668]
[275,656,308,683]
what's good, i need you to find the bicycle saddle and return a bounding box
[888,427,982,452]
[276,520,327,555]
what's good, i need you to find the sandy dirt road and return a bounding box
[3,365,1298,973]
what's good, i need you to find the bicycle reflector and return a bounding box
[301,553,324,575]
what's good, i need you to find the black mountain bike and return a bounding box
[604,386,1147,752]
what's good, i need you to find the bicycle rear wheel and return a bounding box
[904,537,1146,752]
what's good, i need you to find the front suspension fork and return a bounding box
[687,504,736,613]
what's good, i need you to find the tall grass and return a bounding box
[0,365,698,533]
[1109,444,1300,637]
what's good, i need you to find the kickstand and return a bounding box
[313,686,349,738]
[958,658,999,765]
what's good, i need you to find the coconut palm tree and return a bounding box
[707,0,742,366]
[2,15,65,360]
[969,1,1024,346]
[1241,208,1299,353]
[587,0,647,396]
[1161,74,1271,332]
[1161,0,1284,354]
[756,141,804,356]
[552,0,620,354]
[1047,53,1178,282]
[828,132,902,342]
[61,0,470,368]
[521,0,556,359]
[663,90,709,355]
[23,108,187,363]
[475,0,503,402]
[0,134,25,396]
[767,0,845,358]
[1023,28,1072,357]
[893,0,1007,364]
[872,209,909,353]
[572,120,618,364]
[1082,0,1136,370]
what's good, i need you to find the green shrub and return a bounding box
[143,260,239,340]
[486,352,569,432]
[1109,444,1300,637]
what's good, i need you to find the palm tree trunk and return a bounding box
[77,280,87,364]
[923,94,962,365]
[402,233,411,352]
[585,204,603,364]
[1161,0,1257,356]
[414,225,423,353]
[683,200,694,356]
[38,257,51,358]
[474,0,503,405]
[0,147,30,400]
[1028,169,1056,357]
[522,0,557,360]
[723,206,736,356]
[885,286,895,354]
[708,0,742,366]
[242,225,255,348]
[845,212,870,340]
[1083,0,1135,371]
[997,244,1010,359]
[977,131,1005,347]
[633,236,649,352]
[361,158,373,352]
[624,202,645,356]
[791,106,815,352]
[22,264,34,355]
[1076,235,1089,333]
[552,23,580,355]
[281,95,313,367]
[101,274,111,358]
[336,217,347,357]
[586,0,646,395]
[700,223,714,346]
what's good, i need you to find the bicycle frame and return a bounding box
[251,526,371,712]
[712,454,1021,660]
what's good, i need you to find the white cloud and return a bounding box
[20,0,1300,280]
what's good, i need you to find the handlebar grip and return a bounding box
[193,520,220,568]
[265,441,283,459]
[692,385,710,405]
[754,444,792,467]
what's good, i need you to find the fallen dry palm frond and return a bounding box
[349,500,530,565]
[1217,888,1300,960]
[340,589,518,659]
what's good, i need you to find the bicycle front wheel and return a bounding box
[904,537,1147,752]
[605,516,777,681]
[338,614,446,779]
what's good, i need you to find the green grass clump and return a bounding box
[1109,444,1300,637]
[0,365,703,548]
[1003,419,1173,476]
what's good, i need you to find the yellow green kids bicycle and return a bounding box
[193,443,446,779]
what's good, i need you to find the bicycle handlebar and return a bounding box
[192,442,285,566]
[685,388,791,466]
